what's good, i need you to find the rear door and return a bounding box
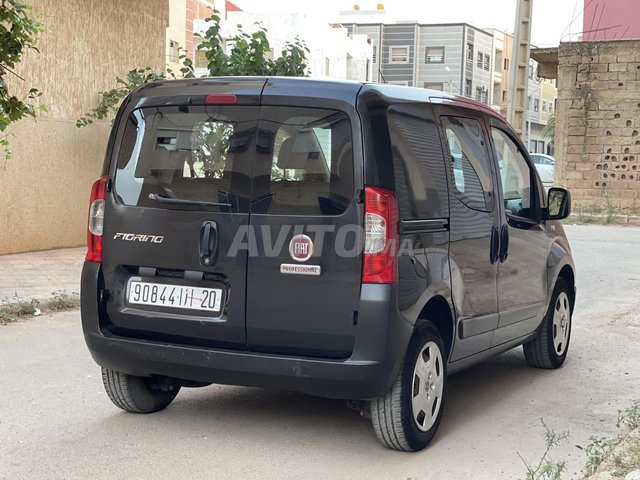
[245,81,363,358]
[102,84,262,348]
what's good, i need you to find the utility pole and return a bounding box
[507,0,533,139]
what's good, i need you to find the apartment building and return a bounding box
[214,11,373,81]
[344,22,557,154]
[344,23,499,106]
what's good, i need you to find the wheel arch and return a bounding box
[414,295,454,359]
[557,264,576,310]
[547,239,576,309]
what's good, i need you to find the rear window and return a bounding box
[251,106,354,216]
[114,105,354,216]
[115,106,257,213]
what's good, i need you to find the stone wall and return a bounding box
[0,0,168,254]
[555,40,640,214]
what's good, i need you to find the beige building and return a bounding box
[167,0,188,72]
[0,0,168,254]
[167,0,217,72]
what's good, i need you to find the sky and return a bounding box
[233,0,585,47]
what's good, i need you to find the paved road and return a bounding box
[1,225,640,480]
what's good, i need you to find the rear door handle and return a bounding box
[490,226,500,265]
[499,224,509,263]
[199,221,218,266]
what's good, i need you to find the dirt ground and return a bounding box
[1,224,639,480]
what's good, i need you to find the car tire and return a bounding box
[523,278,573,369]
[370,322,447,451]
[101,368,180,414]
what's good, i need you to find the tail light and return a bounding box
[362,186,399,284]
[86,176,108,262]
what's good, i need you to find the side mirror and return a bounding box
[546,187,571,220]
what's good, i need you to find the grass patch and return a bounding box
[0,290,80,325]
[618,400,640,431]
[518,420,570,480]
[522,401,640,479]
[48,290,80,311]
[578,435,622,476]
[0,295,40,324]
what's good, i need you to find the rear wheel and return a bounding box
[101,368,180,413]
[370,323,446,451]
[523,278,573,369]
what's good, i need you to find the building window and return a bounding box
[528,63,534,79]
[325,57,330,76]
[484,54,490,71]
[390,46,409,63]
[533,98,539,112]
[169,40,180,63]
[373,45,377,63]
[467,43,474,62]
[477,51,483,68]
[502,90,508,102]
[425,46,445,63]
[494,49,502,73]
[479,88,488,104]
[527,95,532,111]
[504,58,510,70]
[475,87,489,104]
[549,100,555,114]
[424,82,444,91]
[465,79,472,97]
[542,100,547,112]
[194,49,208,69]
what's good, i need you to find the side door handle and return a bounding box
[490,226,500,265]
[199,221,219,266]
[499,224,509,263]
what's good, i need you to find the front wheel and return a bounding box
[101,368,180,413]
[523,278,573,369]
[370,323,447,451]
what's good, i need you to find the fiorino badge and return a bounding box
[281,234,321,275]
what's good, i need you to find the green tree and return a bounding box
[77,11,309,127]
[542,113,556,141]
[0,0,44,158]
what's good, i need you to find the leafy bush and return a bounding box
[0,0,44,158]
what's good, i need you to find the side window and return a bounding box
[441,116,494,212]
[491,128,534,219]
[387,104,449,220]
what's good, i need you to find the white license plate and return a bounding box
[127,281,222,312]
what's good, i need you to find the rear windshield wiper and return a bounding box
[148,193,232,208]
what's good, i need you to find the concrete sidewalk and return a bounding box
[0,247,85,300]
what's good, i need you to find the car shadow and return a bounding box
[78,348,553,453]
[175,349,541,423]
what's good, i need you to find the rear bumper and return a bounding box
[81,262,412,400]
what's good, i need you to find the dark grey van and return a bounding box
[81,77,575,451]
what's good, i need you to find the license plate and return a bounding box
[127,281,222,313]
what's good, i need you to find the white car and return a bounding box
[530,153,555,189]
